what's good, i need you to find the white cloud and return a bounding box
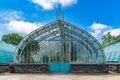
[0,10,26,38]
[104,28,120,37]
[91,23,108,31]
[89,23,120,41]
[90,23,109,37]
[60,0,77,6]
[0,11,23,21]
[31,0,77,10]
[5,20,43,34]
[0,10,44,37]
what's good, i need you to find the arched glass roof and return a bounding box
[0,40,16,63]
[15,20,105,64]
[104,42,120,63]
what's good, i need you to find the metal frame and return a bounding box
[14,20,105,64]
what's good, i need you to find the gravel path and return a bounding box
[0,73,120,80]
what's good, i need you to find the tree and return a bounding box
[101,32,112,47]
[101,32,118,47]
[1,33,23,45]
[116,35,120,42]
[71,41,76,61]
[23,40,39,63]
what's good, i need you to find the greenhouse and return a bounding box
[104,42,120,63]
[0,40,16,63]
[14,20,105,65]
[0,6,120,73]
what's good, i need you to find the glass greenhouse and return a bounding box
[0,40,16,63]
[14,20,105,64]
[104,42,120,63]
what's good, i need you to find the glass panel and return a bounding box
[15,21,105,64]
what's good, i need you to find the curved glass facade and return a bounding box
[0,41,16,63]
[104,42,120,63]
[15,20,105,64]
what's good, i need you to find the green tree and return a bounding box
[101,32,118,47]
[71,41,76,61]
[23,40,39,63]
[1,33,23,45]
[102,32,112,47]
[116,35,120,42]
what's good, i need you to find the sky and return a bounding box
[0,0,120,42]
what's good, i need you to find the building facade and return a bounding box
[14,20,105,72]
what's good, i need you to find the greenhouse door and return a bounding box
[49,64,70,73]
[49,40,71,73]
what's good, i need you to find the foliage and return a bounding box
[42,55,49,63]
[71,41,76,61]
[23,40,39,63]
[101,32,120,47]
[1,33,23,45]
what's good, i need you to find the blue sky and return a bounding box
[0,0,120,42]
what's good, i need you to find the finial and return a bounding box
[56,4,64,20]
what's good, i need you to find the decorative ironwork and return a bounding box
[14,20,105,64]
[56,4,64,20]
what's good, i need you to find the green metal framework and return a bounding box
[14,20,105,64]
